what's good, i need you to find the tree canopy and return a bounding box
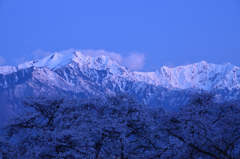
[0,92,240,158]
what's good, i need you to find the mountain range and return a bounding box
[0,51,240,123]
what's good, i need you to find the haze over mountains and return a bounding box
[0,51,240,123]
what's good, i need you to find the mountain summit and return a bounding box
[1,52,240,91]
[0,52,240,123]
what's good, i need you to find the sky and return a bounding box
[0,0,240,71]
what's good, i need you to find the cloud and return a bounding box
[32,49,52,60]
[163,62,175,68]
[11,57,26,66]
[79,49,123,64]
[81,50,145,71]
[9,49,52,66]
[57,49,146,71]
[20,49,146,71]
[0,56,5,65]
[58,49,76,55]
[123,53,146,70]
[181,61,191,66]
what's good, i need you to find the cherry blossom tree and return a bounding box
[1,91,239,158]
[0,94,170,158]
[166,91,240,158]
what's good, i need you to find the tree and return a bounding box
[166,91,240,159]
[0,95,95,158]
[3,91,238,158]
[103,94,170,158]
[0,94,170,158]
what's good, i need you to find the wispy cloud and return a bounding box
[32,49,52,60]
[11,57,26,66]
[123,53,145,70]
[0,56,5,65]
[181,61,191,66]
[58,49,146,71]
[78,49,123,65]
[10,49,53,66]
[163,62,175,68]
[10,49,146,71]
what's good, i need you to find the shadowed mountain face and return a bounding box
[1,51,240,124]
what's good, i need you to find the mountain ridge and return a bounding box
[1,51,240,91]
[0,51,240,124]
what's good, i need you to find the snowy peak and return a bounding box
[0,66,17,75]
[0,52,240,91]
[16,51,129,77]
[132,61,240,90]
[18,51,120,69]
[18,52,75,70]
[71,52,128,75]
[142,61,240,90]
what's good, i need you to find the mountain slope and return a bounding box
[4,51,240,91]
[0,51,240,123]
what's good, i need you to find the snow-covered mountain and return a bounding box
[0,51,240,123]
[3,51,240,90]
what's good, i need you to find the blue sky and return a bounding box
[0,0,240,71]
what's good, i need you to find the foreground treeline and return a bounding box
[0,92,240,159]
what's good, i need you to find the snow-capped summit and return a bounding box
[134,61,240,90]
[16,51,123,72]
[1,52,240,123]
[18,52,79,70]
[0,66,17,75]
[1,52,240,91]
